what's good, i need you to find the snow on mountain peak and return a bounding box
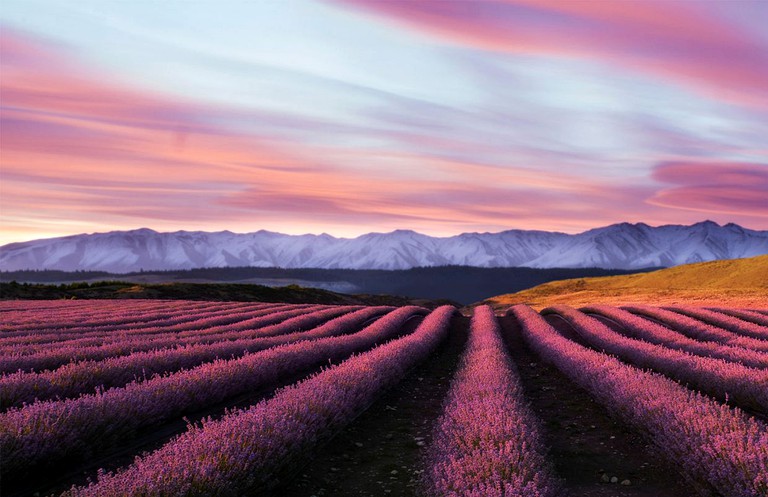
[1,222,766,273]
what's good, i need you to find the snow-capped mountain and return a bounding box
[1,221,766,273]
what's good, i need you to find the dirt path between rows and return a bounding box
[13,312,711,497]
[8,316,425,497]
[502,314,698,497]
[269,315,469,497]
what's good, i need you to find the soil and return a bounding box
[269,315,470,497]
[5,310,731,497]
[271,313,700,497]
[567,311,768,423]
[6,316,425,497]
[503,314,706,497]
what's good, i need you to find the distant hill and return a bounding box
[481,255,768,310]
[0,281,456,309]
[0,266,648,305]
[2,221,766,272]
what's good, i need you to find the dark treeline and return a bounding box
[0,281,456,308]
[0,266,654,304]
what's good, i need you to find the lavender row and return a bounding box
[665,306,768,341]
[0,301,265,342]
[0,302,189,334]
[0,304,304,358]
[63,305,456,497]
[0,300,98,313]
[624,305,768,353]
[0,306,377,408]
[1,304,326,374]
[423,305,559,497]
[0,304,300,372]
[544,305,768,414]
[0,299,179,324]
[0,300,221,333]
[0,306,426,478]
[509,305,767,497]
[709,308,768,327]
[0,303,290,351]
[582,305,768,369]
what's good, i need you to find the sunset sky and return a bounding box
[1,0,767,245]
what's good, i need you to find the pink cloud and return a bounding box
[4,28,642,237]
[3,27,766,244]
[0,28,318,186]
[336,0,768,107]
[0,28,350,241]
[649,161,768,217]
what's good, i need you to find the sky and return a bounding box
[1,0,767,245]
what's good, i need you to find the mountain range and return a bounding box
[1,221,767,273]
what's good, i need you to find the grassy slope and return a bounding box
[482,255,768,311]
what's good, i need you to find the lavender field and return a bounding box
[1,300,766,497]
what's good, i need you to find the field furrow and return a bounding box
[0,305,378,408]
[582,305,768,369]
[423,305,559,496]
[544,305,768,414]
[509,305,768,497]
[1,304,327,373]
[0,306,426,483]
[665,306,768,341]
[2,299,765,497]
[0,302,288,349]
[0,300,224,333]
[709,308,768,327]
[61,306,455,497]
[624,305,768,352]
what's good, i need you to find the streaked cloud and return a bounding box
[335,0,768,107]
[649,162,768,218]
[1,0,767,245]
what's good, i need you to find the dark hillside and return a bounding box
[0,266,649,304]
[0,281,455,308]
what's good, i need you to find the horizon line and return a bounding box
[2,219,760,247]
